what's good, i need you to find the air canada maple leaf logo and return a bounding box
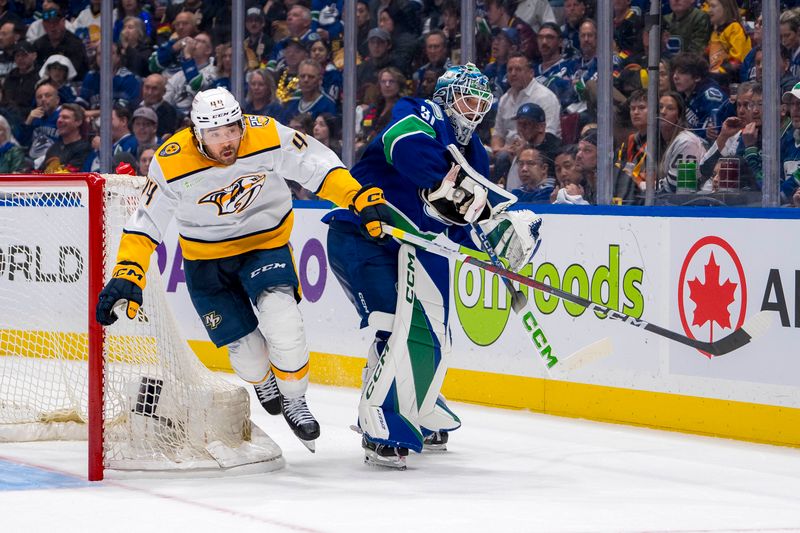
[678,236,747,357]
[687,252,737,330]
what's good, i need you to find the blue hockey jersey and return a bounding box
[324,97,495,245]
[684,78,726,140]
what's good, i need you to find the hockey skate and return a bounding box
[282,395,320,453]
[254,371,281,415]
[362,436,408,470]
[422,431,449,451]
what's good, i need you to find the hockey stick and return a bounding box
[384,225,770,357]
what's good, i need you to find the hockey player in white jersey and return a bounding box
[96,87,391,452]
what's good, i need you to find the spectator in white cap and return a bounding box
[779,82,800,203]
[38,53,77,104]
[131,106,162,157]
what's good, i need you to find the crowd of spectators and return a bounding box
[0,0,797,207]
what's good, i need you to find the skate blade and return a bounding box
[422,442,447,452]
[296,437,316,453]
[364,449,407,470]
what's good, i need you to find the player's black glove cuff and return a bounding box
[96,278,143,326]
[350,184,393,243]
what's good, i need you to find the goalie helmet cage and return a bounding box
[0,173,283,480]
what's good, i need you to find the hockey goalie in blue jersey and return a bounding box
[324,64,543,469]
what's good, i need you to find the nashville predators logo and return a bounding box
[198,174,266,215]
[159,142,181,157]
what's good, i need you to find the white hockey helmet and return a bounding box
[190,87,245,158]
[432,63,494,145]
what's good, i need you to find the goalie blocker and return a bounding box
[421,144,516,226]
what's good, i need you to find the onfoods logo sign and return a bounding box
[455,245,645,346]
[678,236,747,357]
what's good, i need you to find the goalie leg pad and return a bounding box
[227,328,271,384]
[358,245,454,452]
[256,287,309,399]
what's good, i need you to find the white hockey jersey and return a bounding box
[116,114,361,270]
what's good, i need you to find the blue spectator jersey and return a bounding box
[780,126,800,201]
[322,63,343,104]
[684,78,726,140]
[77,67,142,109]
[326,97,493,246]
[19,108,60,161]
[512,178,555,203]
[280,92,337,123]
[566,56,598,85]
[57,84,77,104]
[112,11,154,43]
[82,133,139,172]
[741,47,756,81]
[311,0,343,40]
[484,61,509,99]
[534,59,576,107]
[213,77,231,91]
[561,23,581,59]
[791,47,800,78]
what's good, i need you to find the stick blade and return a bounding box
[708,311,773,356]
[740,310,773,341]
[554,337,613,373]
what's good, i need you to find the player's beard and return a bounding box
[211,141,240,165]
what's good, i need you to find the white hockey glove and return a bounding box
[472,210,543,272]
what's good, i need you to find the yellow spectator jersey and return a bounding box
[708,21,751,73]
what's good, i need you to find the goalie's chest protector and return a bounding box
[146,118,298,260]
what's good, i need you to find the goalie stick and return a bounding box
[384,225,769,357]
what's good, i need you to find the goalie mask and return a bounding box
[432,63,493,145]
[190,87,246,161]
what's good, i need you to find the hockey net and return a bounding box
[0,173,283,479]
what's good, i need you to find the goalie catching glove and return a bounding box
[471,210,543,272]
[95,262,146,325]
[350,184,393,242]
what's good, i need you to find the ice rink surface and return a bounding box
[2,376,800,533]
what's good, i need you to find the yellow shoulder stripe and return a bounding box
[239,115,281,158]
[155,129,211,182]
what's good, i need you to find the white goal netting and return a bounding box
[0,174,283,477]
